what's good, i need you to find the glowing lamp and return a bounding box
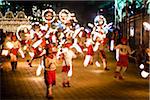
[130,27,134,37]
[143,22,150,31]
[139,64,144,69]
[141,70,149,78]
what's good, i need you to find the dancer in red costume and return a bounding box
[9,35,21,71]
[114,37,131,80]
[44,47,63,98]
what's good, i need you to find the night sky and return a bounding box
[2,1,114,25]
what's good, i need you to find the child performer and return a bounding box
[114,37,131,80]
[44,47,63,98]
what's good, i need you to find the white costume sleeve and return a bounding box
[93,42,100,52]
[32,39,42,48]
[18,48,25,58]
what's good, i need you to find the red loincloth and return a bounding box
[117,54,128,67]
[11,48,19,55]
[46,70,56,86]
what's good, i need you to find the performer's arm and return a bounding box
[114,44,121,49]
[127,46,132,55]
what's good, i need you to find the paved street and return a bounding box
[0,52,149,100]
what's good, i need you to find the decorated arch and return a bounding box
[0,11,30,33]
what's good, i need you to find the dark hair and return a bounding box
[45,47,52,56]
[46,48,49,56]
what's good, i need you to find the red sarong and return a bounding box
[117,54,128,67]
[46,70,56,86]
[11,48,19,55]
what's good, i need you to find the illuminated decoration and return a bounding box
[135,0,143,9]
[139,64,150,78]
[42,9,56,23]
[93,15,112,34]
[16,11,27,18]
[130,27,134,37]
[91,15,112,42]
[115,0,143,22]
[141,70,149,78]
[59,9,71,23]
[0,0,2,5]
[94,15,106,27]
[32,6,41,17]
[115,0,126,22]
[0,11,30,32]
[139,64,144,69]
[143,22,150,31]
[16,25,32,41]
[4,11,14,18]
[59,9,77,24]
[147,0,150,14]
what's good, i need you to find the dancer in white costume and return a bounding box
[61,45,77,87]
[89,14,112,69]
